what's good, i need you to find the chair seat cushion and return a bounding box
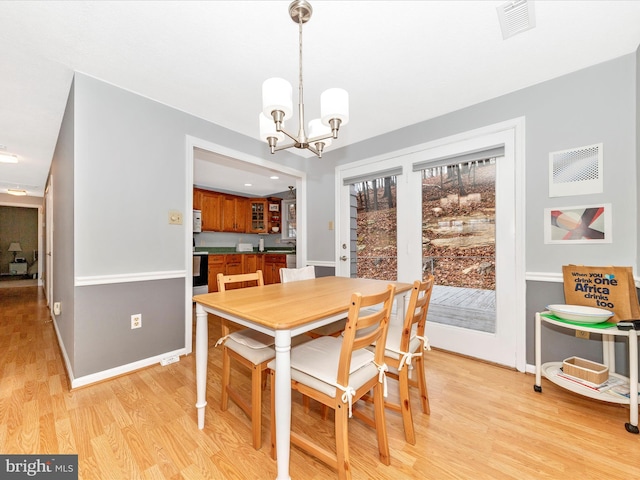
[268,336,377,399]
[226,337,275,364]
[229,329,275,348]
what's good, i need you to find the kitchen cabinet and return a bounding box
[243,254,262,275]
[207,255,225,292]
[225,254,243,277]
[208,254,270,291]
[268,198,281,234]
[222,196,247,232]
[193,188,203,210]
[263,254,286,285]
[200,190,223,232]
[248,199,268,234]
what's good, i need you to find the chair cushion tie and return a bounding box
[394,335,431,370]
[335,384,356,418]
[214,335,229,347]
[374,362,389,398]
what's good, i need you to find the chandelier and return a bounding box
[259,0,349,158]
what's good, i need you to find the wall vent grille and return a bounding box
[549,143,603,197]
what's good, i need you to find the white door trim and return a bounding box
[183,135,307,354]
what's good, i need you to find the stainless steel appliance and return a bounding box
[193,251,208,295]
[193,210,202,233]
[286,254,296,269]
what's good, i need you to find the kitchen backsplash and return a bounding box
[194,231,293,249]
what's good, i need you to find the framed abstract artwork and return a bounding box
[544,203,612,244]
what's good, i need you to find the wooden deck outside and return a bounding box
[428,285,496,333]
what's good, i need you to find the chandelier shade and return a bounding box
[259,0,349,158]
[262,77,293,121]
[320,88,349,129]
[259,113,284,142]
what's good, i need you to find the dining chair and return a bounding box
[279,266,347,338]
[269,284,396,480]
[215,270,272,450]
[375,276,434,445]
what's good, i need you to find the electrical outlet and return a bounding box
[575,330,590,340]
[131,313,142,329]
[53,302,61,315]
[160,355,180,366]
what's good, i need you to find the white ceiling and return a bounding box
[1,1,639,197]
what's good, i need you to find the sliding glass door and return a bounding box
[337,123,524,369]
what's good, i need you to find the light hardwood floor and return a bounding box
[2,286,640,479]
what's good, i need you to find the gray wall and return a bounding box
[50,78,76,369]
[51,73,306,382]
[318,51,639,370]
[323,53,638,272]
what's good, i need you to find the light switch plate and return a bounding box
[169,210,183,225]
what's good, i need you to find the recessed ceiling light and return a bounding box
[0,152,18,163]
[270,176,279,180]
[244,183,252,187]
[7,188,27,196]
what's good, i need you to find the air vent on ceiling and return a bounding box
[549,143,603,197]
[497,0,536,40]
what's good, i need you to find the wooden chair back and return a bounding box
[217,271,264,292]
[279,265,315,283]
[338,284,396,389]
[399,275,435,353]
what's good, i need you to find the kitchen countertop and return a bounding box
[193,248,295,255]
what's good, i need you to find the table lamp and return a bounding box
[8,242,22,262]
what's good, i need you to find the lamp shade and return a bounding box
[259,113,284,142]
[262,78,293,120]
[8,242,21,253]
[307,119,332,147]
[320,88,349,126]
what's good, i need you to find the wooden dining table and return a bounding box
[193,276,413,480]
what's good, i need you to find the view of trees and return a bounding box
[354,160,496,291]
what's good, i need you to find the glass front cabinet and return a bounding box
[248,199,267,234]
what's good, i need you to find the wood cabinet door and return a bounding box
[225,254,243,272]
[248,199,268,233]
[201,192,222,231]
[193,188,203,211]
[221,196,247,232]
[208,255,225,292]
[263,254,286,284]
[243,254,262,275]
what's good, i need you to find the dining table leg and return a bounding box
[195,303,208,429]
[274,329,292,480]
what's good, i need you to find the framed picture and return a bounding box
[544,203,612,244]
[269,204,279,212]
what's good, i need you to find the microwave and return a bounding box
[193,210,202,233]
